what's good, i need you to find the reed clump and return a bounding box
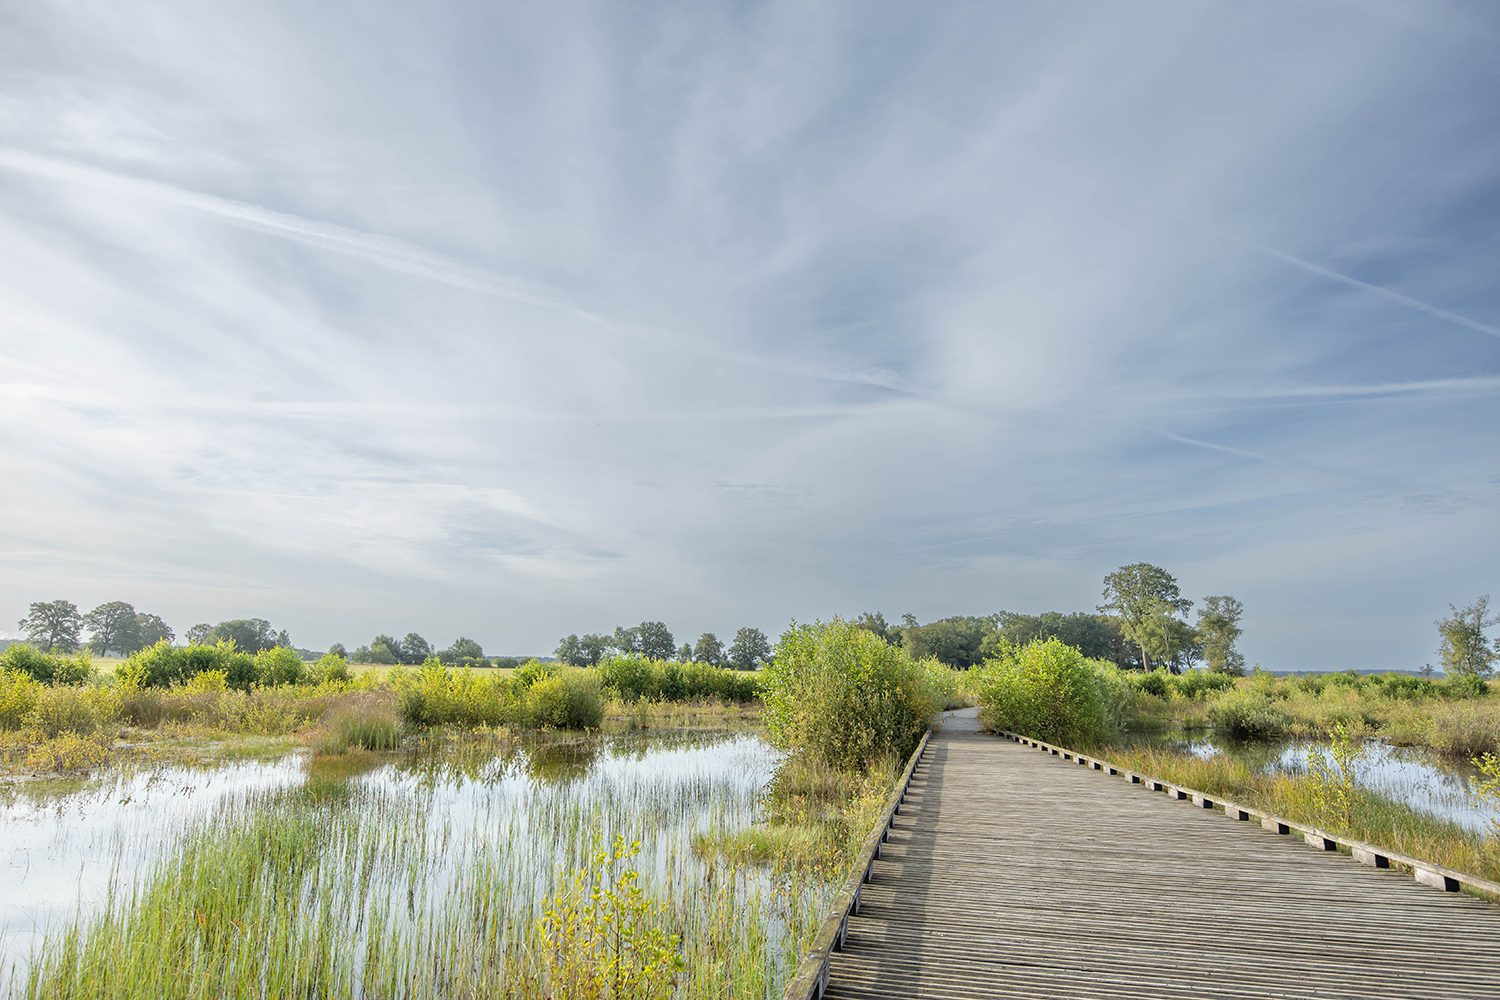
[311,693,404,754]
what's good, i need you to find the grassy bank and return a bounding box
[1126,670,1500,759]
[1100,744,1499,883]
[0,644,771,780]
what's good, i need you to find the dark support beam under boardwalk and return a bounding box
[817,708,1500,1000]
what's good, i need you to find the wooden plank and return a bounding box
[817,720,1500,999]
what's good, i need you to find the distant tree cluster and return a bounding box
[344,632,494,667]
[850,563,1248,674]
[554,621,772,670]
[15,600,302,658]
[18,599,177,656]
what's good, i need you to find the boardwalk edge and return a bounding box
[995,729,1500,902]
[782,728,932,1000]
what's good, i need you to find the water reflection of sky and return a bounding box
[0,757,307,974]
[1168,738,1499,834]
[0,731,779,986]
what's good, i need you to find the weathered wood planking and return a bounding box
[820,717,1500,999]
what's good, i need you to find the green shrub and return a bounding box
[514,659,559,688]
[598,654,654,699]
[0,644,64,682]
[1443,673,1488,699]
[923,660,962,711]
[524,669,605,729]
[1172,670,1235,699]
[24,685,119,738]
[1293,673,1329,695]
[254,647,306,687]
[122,640,259,689]
[1363,673,1434,700]
[307,653,352,686]
[392,662,519,728]
[597,655,760,703]
[1131,669,1172,698]
[0,668,43,729]
[1208,690,1290,740]
[762,620,943,771]
[1426,701,1500,759]
[971,637,1131,746]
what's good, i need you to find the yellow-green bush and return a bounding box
[391,662,519,728]
[525,669,605,729]
[1207,689,1290,740]
[24,684,119,738]
[307,652,352,686]
[0,645,94,684]
[23,730,111,772]
[0,668,43,729]
[970,637,1132,746]
[1425,701,1500,759]
[762,620,944,771]
[598,655,759,704]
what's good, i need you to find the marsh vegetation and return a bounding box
[0,618,953,997]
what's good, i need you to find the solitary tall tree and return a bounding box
[693,632,725,666]
[208,619,278,654]
[443,636,485,663]
[18,599,82,652]
[1099,563,1193,672]
[578,633,610,666]
[728,627,772,670]
[400,632,432,665]
[84,601,140,655]
[636,621,675,660]
[133,612,175,650]
[186,623,212,645]
[368,634,402,664]
[555,634,585,666]
[1196,595,1245,674]
[1437,596,1500,680]
[612,625,641,655]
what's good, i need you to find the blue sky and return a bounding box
[1,1,1497,668]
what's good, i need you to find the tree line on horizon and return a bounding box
[13,563,1495,677]
[835,563,1246,674]
[553,623,774,671]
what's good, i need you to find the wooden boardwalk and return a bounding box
[822,713,1500,999]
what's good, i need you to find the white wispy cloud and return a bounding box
[1,0,1497,667]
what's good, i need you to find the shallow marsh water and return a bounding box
[0,730,816,997]
[1133,731,1499,833]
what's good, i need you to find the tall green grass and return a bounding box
[19,733,835,999]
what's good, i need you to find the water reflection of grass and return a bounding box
[13,731,834,999]
[1104,744,1500,883]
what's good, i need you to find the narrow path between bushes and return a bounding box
[821,709,1500,999]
